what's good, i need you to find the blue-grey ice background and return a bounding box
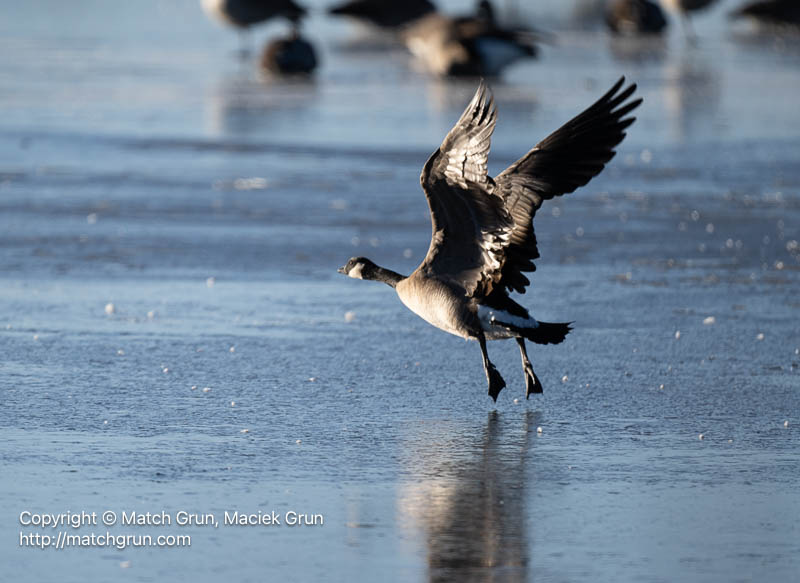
[1,0,799,581]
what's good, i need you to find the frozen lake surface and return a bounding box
[1,0,799,581]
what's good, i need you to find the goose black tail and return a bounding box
[524,321,573,345]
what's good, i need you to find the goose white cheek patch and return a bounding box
[348,264,364,279]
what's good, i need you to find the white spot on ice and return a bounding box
[703,316,716,325]
[233,177,267,190]
[104,303,115,315]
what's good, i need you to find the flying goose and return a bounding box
[339,78,641,401]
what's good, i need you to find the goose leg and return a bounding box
[478,333,506,401]
[516,337,543,398]
[238,29,252,60]
[681,14,697,45]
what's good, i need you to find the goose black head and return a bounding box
[338,257,376,280]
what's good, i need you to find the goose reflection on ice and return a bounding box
[662,55,721,142]
[399,410,539,582]
[204,72,317,138]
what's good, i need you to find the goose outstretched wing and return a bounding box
[493,77,641,293]
[418,78,641,299]
[417,82,512,297]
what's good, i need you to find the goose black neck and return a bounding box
[366,264,405,288]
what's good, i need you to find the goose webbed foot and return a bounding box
[523,363,543,399]
[486,362,507,402]
[479,333,506,402]
[517,337,543,398]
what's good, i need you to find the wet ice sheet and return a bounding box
[1,0,799,581]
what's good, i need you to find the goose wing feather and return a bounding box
[417,78,641,299]
[418,82,512,298]
[493,77,641,293]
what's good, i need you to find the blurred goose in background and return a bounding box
[261,25,318,74]
[339,78,641,401]
[202,0,307,54]
[403,0,539,77]
[328,0,436,30]
[730,0,800,29]
[660,0,717,38]
[606,0,668,35]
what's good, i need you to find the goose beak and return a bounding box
[337,265,346,274]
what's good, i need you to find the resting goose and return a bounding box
[328,0,436,30]
[261,26,318,75]
[339,78,641,401]
[660,0,717,37]
[202,0,307,55]
[606,0,668,35]
[403,1,538,78]
[201,0,306,28]
[730,0,800,28]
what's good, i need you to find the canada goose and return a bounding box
[730,0,800,28]
[606,0,668,35]
[261,26,318,74]
[202,0,307,54]
[403,1,538,77]
[339,78,641,401]
[328,0,436,29]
